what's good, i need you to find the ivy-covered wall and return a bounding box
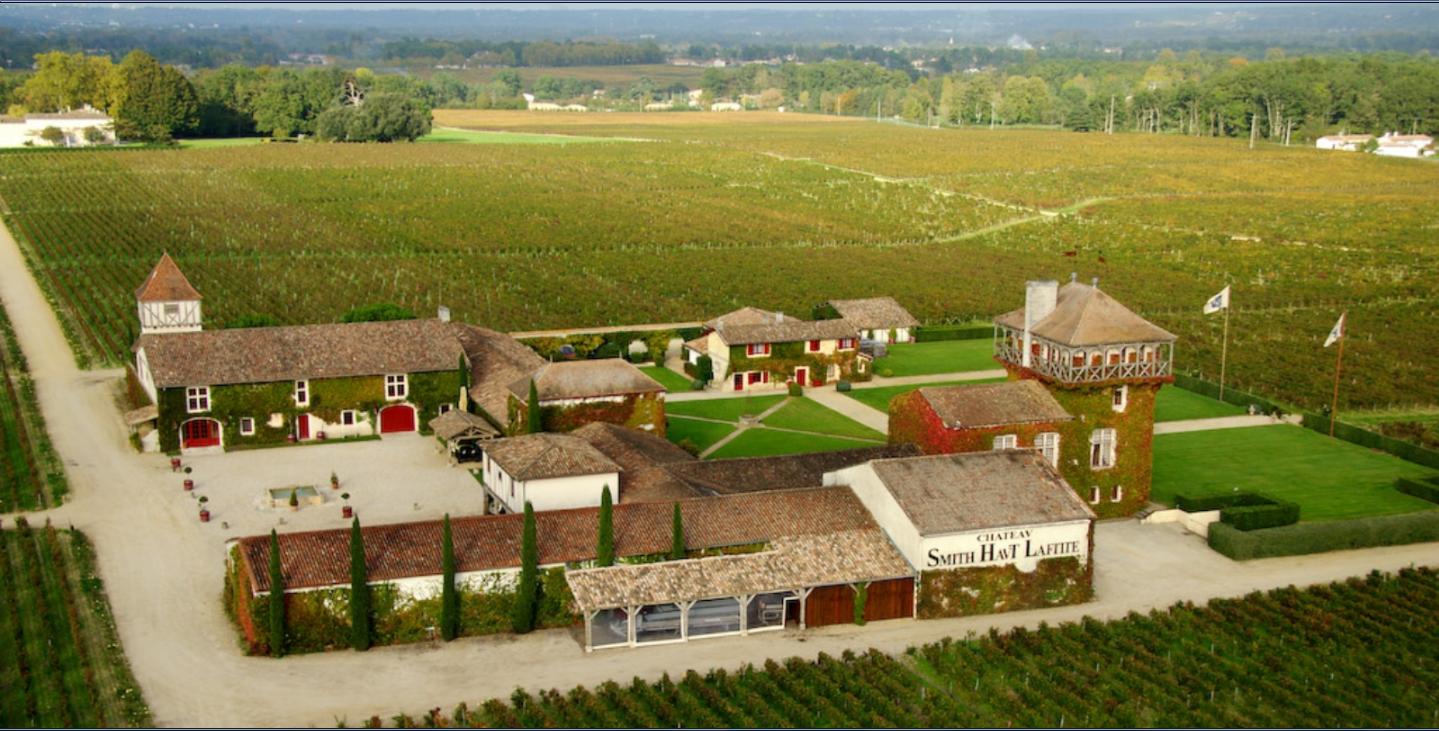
[916,555,1092,619]
[888,389,1067,456]
[727,341,859,386]
[506,392,665,437]
[158,369,464,452]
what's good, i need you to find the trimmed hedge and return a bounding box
[1208,511,1439,560]
[1174,491,1271,513]
[915,324,993,342]
[1221,500,1300,531]
[1395,476,1439,505]
[1299,412,1439,471]
[1172,373,1287,416]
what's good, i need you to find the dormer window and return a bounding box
[385,374,408,400]
[185,386,210,414]
[746,343,771,357]
[294,380,309,407]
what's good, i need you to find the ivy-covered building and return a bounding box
[130,255,544,453]
[505,359,666,436]
[683,307,869,392]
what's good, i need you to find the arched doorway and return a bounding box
[180,418,222,450]
[378,404,417,434]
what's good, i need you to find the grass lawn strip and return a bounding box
[1154,387,1248,422]
[872,340,997,378]
[844,377,1007,413]
[1152,424,1438,521]
[665,395,787,422]
[761,397,885,440]
[707,429,883,460]
[665,418,735,453]
[638,366,694,392]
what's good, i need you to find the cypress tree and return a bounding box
[669,502,685,560]
[596,485,614,567]
[349,517,370,651]
[440,514,459,641]
[510,501,538,634]
[267,529,286,657]
[526,379,543,433]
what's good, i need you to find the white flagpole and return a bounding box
[1329,311,1346,437]
[1218,302,1230,402]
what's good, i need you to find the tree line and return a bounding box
[380,39,666,68]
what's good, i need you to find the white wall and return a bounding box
[518,472,618,513]
[300,411,376,440]
[134,347,158,403]
[921,520,1091,573]
[826,464,925,570]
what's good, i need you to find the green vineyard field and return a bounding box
[0,300,67,511]
[381,567,1439,728]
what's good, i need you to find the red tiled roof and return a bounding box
[135,253,202,302]
[237,487,876,593]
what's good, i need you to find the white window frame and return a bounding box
[294,380,309,407]
[993,434,1018,450]
[1112,385,1128,413]
[1090,428,1117,470]
[837,337,856,351]
[385,374,408,400]
[1089,486,1101,504]
[745,343,771,358]
[1037,432,1060,467]
[341,410,357,426]
[239,417,255,436]
[185,386,210,414]
[1111,485,1125,503]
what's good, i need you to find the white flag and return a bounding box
[1203,286,1230,315]
[1324,312,1346,348]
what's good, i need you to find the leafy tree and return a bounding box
[194,64,263,136]
[669,503,685,560]
[267,530,286,657]
[596,485,614,567]
[457,353,470,391]
[526,379,543,434]
[315,93,432,142]
[697,355,714,384]
[340,302,416,323]
[510,502,538,634]
[19,51,121,113]
[38,126,65,146]
[81,125,108,144]
[349,517,370,651]
[114,50,198,142]
[440,514,459,641]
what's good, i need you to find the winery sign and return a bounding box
[924,520,1090,572]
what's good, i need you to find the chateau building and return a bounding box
[684,307,868,391]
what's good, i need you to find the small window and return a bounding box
[164,303,180,317]
[993,434,1018,450]
[385,374,408,400]
[1089,486,1101,504]
[341,410,356,426]
[438,403,452,415]
[185,386,210,413]
[294,380,309,407]
[1090,428,1117,469]
[1112,385,1128,412]
[838,338,856,351]
[747,371,763,384]
[746,343,771,357]
[1037,432,1060,467]
[239,417,255,436]
[1111,485,1124,503]
[807,339,821,353]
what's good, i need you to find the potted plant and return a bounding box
[330,471,340,490]
[183,478,194,491]
[288,488,299,511]
[198,496,211,523]
[341,492,353,519]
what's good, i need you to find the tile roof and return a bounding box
[238,486,876,593]
[665,445,920,496]
[827,297,920,329]
[485,432,621,481]
[507,359,664,402]
[428,409,499,441]
[453,324,546,428]
[566,529,913,611]
[570,423,702,504]
[137,319,465,388]
[135,253,202,302]
[918,380,1072,429]
[706,307,858,346]
[994,282,1176,347]
[862,451,1095,535]
[27,110,111,121]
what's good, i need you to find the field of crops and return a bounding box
[0,300,67,511]
[2,111,1437,413]
[379,567,1439,728]
[0,519,151,727]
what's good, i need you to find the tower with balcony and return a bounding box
[992,277,1176,517]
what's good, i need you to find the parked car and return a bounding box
[454,441,483,463]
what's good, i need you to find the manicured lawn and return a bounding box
[419,128,616,145]
[1152,424,1438,521]
[665,394,786,422]
[640,366,694,392]
[177,137,267,149]
[665,418,734,453]
[1154,387,1247,422]
[872,340,997,377]
[844,377,1008,413]
[761,397,885,440]
[707,429,880,460]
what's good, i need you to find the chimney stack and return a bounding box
[1091,277,1100,289]
[437,305,451,323]
[1022,280,1059,368]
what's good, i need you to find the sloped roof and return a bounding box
[864,451,1094,535]
[453,324,545,428]
[428,409,499,441]
[508,359,664,402]
[571,422,701,504]
[135,253,202,303]
[484,432,621,481]
[665,445,920,496]
[27,110,110,121]
[239,486,877,593]
[703,306,775,330]
[994,282,1175,347]
[918,380,1072,429]
[828,297,920,329]
[706,307,858,346]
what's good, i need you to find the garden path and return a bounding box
[1154,414,1292,435]
[806,387,890,433]
[695,397,794,458]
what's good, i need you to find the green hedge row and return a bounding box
[1396,476,1439,504]
[1221,500,1301,531]
[915,324,993,342]
[1172,373,1287,415]
[1208,511,1439,560]
[1174,491,1271,512]
[1298,412,1439,471]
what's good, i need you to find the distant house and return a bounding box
[684,307,867,391]
[644,102,674,112]
[710,102,743,112]
[0,108,115,148]
[506,359,666,435]
[562,104,589,112]
[826,297,920,343]
[1374,132,1434,158]
[1315,134,1373,152]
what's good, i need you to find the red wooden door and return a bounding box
[181,419,220,448]
[297,413,310,440]
[793,367,808,386]
[379,404,415,433]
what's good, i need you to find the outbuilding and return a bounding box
[479,432,621,514]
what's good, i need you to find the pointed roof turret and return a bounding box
[135,253,202,303]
